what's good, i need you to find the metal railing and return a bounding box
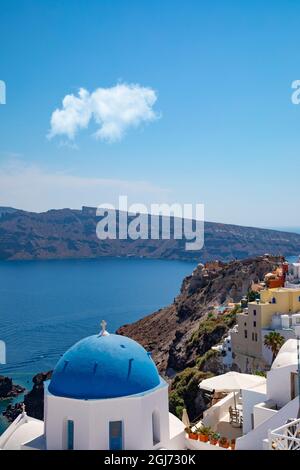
[268,418,300,450]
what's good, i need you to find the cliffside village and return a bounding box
[210,257,300,374]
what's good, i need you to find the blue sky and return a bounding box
[0,0,300,228]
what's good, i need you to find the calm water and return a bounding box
[0,257,195,433]
[0,257,195,376]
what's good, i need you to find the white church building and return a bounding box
[0,323,186,450]
[2,322,300,451]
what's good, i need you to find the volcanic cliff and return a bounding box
[117,255,283,377]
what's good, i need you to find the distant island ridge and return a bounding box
[1,206,300,262]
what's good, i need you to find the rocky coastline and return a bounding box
[23,371,52,420]
[117,255,282,376]
[118,255,283,419]
[1,371,52,424]
[0,376,25,400]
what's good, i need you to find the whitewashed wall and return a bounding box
[44,381,171,450]
[242,388,267,434]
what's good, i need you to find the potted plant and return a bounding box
[219,436,229,449]
[230,438,236,450]
[198,425,211,442]
[185,426,198,440]
[209,431,219,445]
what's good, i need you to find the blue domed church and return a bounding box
[0,323,185,450]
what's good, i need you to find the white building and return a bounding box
[194,338,300,450]
[285,257,300,287]
[211,326,236,368]
[261,313,300,364]
[0,324,186,450]
[237,338,300,450]
[2,324,300,451]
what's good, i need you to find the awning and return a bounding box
[199,371,266,392]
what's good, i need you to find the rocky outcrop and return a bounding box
[118,255,283,420]
[2,371,52,424]
[24,371,52,420]
[3,402,23,422]
[0,371,52,423]
[118,255,283,377]
[0,376,24,399]
[0,207,300,262]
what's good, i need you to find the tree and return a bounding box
[264,332,285,362]
[247,290,258,302]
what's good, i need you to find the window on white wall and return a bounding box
[291,372,299,400]
[152,410,160,446]
[109,421,123,450]
[67,420,74,450]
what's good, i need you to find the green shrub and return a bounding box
[170,303,243,420]
[196,349,218,369]
[253,370,266,378]
[247,290,259,302]
[169,367,213,420]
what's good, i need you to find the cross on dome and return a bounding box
[21,402,28,423]
[99,319,110,337]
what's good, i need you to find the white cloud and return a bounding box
[48,83,159,143]
[0,161,170,213]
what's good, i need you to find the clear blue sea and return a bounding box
[1,255,298,434]
[0,257,195,434]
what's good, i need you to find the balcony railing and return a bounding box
[268,418,300,450]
